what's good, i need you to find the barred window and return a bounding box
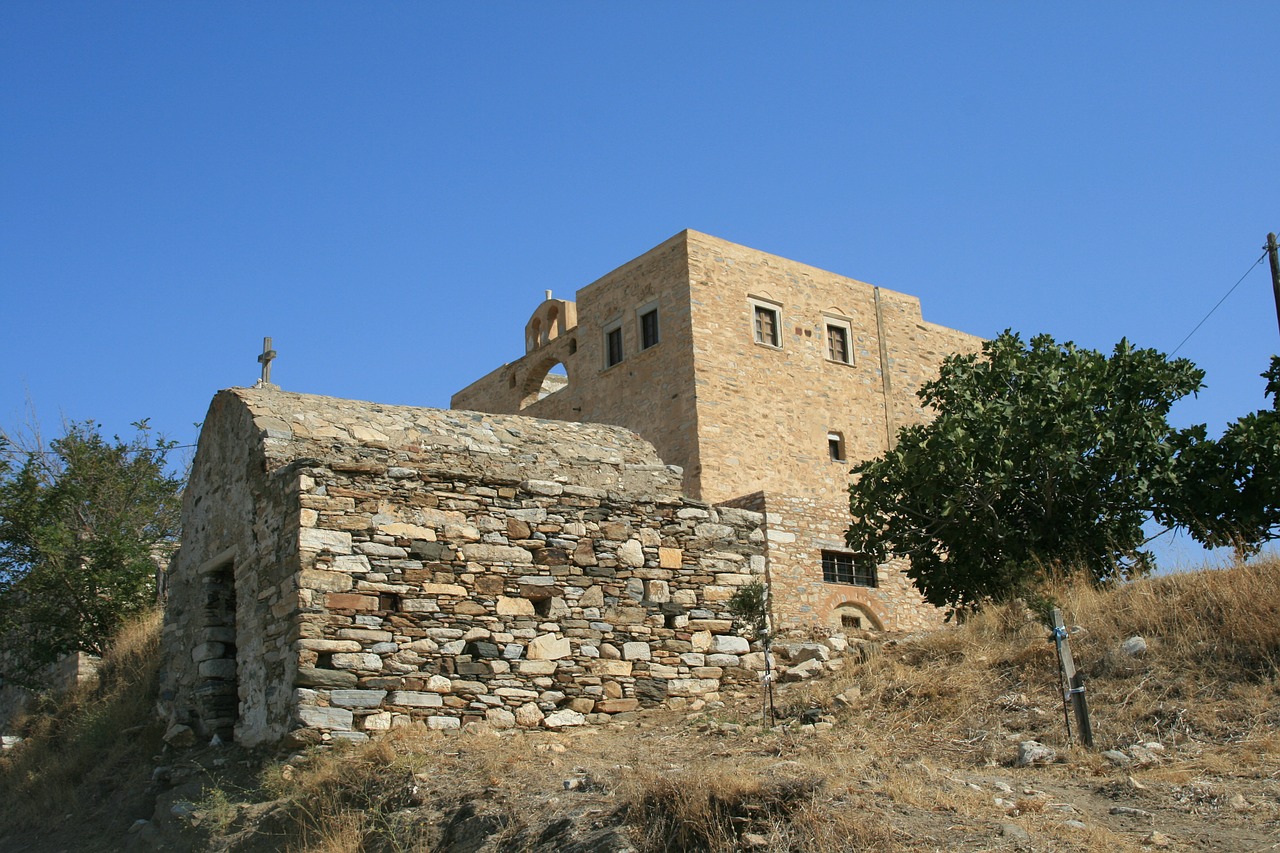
[821,550,876,587]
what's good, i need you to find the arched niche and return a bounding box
[830,601,882,632]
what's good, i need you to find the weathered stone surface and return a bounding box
[388,691,444,707]
[299,529,353,555]
[421,583,467,596]
[622,642,652,661]
[710,635,750,655]
[462,543,534,564]
[617,539,645,567]
[378,522,436,540]
[332,653,382,672]
[496,596,535,616]
[485,707,516,728]
[329,690,388,708]
[544,709,586,728]
[296,705,354,729]
[590,659,633,677]
[526,634,571,660]
[1016,740,1057,766]
[595,698,640,714]
[325,593,379,611]
[519,660,558,675]
[515,702,545,727]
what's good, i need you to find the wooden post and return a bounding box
[1050,608,1093,748]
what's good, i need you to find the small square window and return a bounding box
[605,324,624,367]
[753,303,780,347]
[821,550,876,587]
[640,308,659,350]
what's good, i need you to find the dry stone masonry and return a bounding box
[161,389,767,747]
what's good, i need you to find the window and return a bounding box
[827,324,848,363]
[752,302,780,347]
[824,316,853,364]
[822,550,876,587]
[827,431,845,462]
[640,307,660,350]
[604,323,624,368]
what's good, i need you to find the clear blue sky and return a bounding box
[3,4,1276,566]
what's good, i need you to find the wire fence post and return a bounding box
[1049,608,1093,748]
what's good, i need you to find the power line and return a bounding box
[1170,249,1269,356]
[0,443,197,459]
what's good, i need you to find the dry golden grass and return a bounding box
[4,560,1279,852]
[0,608,165,838]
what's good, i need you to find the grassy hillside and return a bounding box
[2,560,1278,852]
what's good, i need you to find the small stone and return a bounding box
[515,702,545,727]
[999,823,1030,842]
[1016,740,1056,766]
[163,723,197,748]
[543,709,586,728]
[485,708,516,728]
[427,716,460,730]
[1142,830,1172,847]
[1127,745,1160,767]
[1109,806,1154,819]
[1120,636,1148,657]
[1228,793,1251,812]
[1102,749,1132,767]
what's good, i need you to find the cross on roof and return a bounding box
[257,337,277,388]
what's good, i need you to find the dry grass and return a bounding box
[0,608,165,840]
[5,561,1280,852]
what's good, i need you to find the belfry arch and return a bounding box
[519,356,571,409]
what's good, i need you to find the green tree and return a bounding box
[846,332,1205,612]
[1157,356,1280,555]
[0,420,183,688]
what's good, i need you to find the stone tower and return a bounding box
[453,230,982,632]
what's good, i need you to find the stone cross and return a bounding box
[257,337,277,386]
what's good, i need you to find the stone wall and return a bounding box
[720,492,941,633]
[162,389,767,747]
[683,230,982,505]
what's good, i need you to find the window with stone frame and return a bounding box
[752,300,781,347]
[827,430,846,462]
[604,322,624,367]
[824,316,854,364]
[639,306,660,350]
[821,550,876,587]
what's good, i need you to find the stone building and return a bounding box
[160,388,767,746]
[453,230,982,633]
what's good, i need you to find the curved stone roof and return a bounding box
[216,387,683,498]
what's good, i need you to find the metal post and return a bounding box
[1050,608,1093,748]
